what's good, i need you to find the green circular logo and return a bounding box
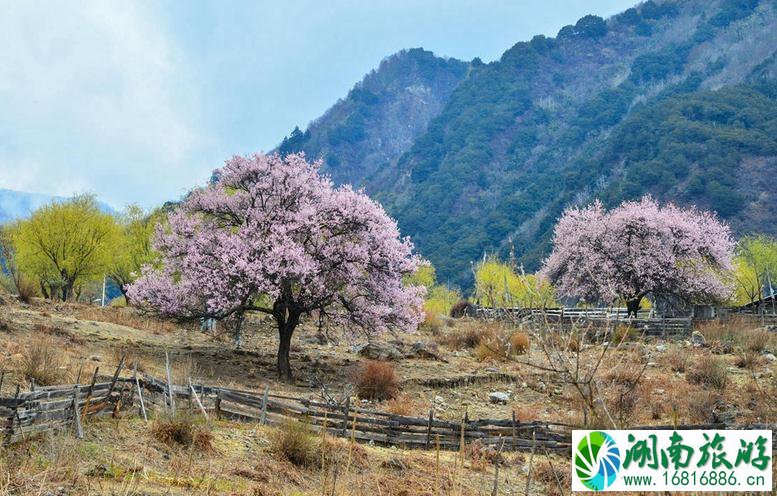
[574,431,621,491]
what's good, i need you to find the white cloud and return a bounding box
[0,0,210,207]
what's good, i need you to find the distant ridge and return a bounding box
[0,188,116,224]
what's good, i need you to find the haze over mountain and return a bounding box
[279,0,777,288]
[0,189,115,224]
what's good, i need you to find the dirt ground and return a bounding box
[1,293,776,495]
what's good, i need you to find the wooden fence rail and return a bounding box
[138,374,572,452]
[1,378,135,445]
[4,375,775,452]
[471,306,693,338]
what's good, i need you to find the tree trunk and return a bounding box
[626,296,642,318]
[233,313,244,349]
[277,325,292,381]
[118,284,131,306]
[275,309,300,382]
[39,281,50,300]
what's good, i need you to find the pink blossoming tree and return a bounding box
[540,197,734,316]
[127,153,424,380]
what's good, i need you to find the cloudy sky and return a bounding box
[0,0,635,209]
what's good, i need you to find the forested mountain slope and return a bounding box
[277,48,469,192]
[280,0,777,288]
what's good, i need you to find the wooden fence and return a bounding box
[1,376,135,445]
[139,375,572,452]
[473,306,693,338]
[1,370,571,452]
[4,374,776,453]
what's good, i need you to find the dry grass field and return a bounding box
[1,290,776,495]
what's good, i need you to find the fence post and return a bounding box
[341,396,350,438]
[524,430,536,496]
[81,366,99,418]
[260,386,269,425]
[108,354,126,396]
[72,386,83,439]
[214,396,222,420]
[165,351,175,414]
[112,381,130,418]
[511,410,517,451]
[3,386,21,445]
[135,374,148,422]
[189,379,209,420]
[425,409,434,449]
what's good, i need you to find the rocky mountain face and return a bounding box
[278,48,469,193]
[280,0,777,288]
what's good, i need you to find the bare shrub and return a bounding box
[686,390,721,424]
[513,404,543,422]
[419,312,442,335]
[734,349,761,370]
[270,419,317,468]
[474,332,507,361]
[533,458,570,496]
[666,348,689,372]
[604,366,640,387]
[650,401,665,420]
[520,321,648,428]
[611,325,635,344]
[548,330,579,352]
[687,355,728,390]
[355,360,398,400]
[15,277,38,304]
[449,300,475,318]
[18,337,66,386]
[509,331,530,354]
[466,439,504,470]
[608,387,639,426]
[697,321,738,350]
[744,329,770,352]
[385,394,417,416]
[150,413,212,450]
[439,321,494,350]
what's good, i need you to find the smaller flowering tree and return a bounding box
[540,197,734,316]
[128,153,424,380]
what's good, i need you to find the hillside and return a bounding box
[279,0,777,288]
[1,290,775,494]
[277,48,469,193]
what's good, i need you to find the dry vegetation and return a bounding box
[355,360,398,400]
[0,292,775,494]
[151,413,214,451]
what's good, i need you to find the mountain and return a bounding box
[0,188,115,224]
[280,0,777,288]
[277,48,469,192]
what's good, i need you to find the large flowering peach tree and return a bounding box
[128,153,424,380]
[540,197,734,316]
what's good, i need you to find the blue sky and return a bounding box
[0,0,636,209]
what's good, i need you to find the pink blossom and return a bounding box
[540,196,734,312]
[128,153,424,379]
